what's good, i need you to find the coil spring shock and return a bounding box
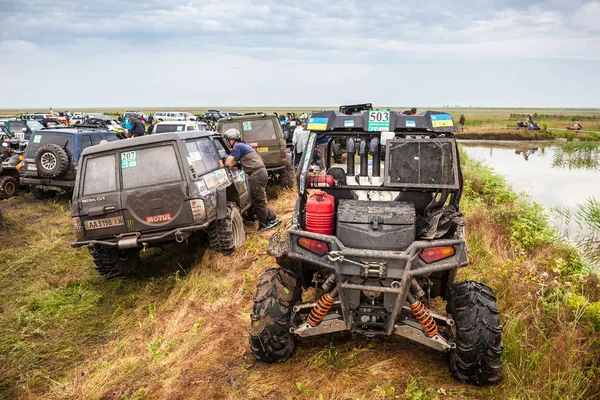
[410,300,438,337]
[307,293,334,326]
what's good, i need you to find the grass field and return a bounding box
[1,154,598,400]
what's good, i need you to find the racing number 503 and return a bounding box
[369,111,389,122]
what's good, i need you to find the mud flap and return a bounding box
[216,186,228,220]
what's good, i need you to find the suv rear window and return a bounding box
[27,134,74,157]
[121,145,182,189]
[83,154,117,196]
[155,124,185,134]
[241,119,277,141]
[104,132,121,142]
[185,137,220,175]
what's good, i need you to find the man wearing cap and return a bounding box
[223,128,281,232]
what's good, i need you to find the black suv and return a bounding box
[21,129,122,199]
[71,131,250,277]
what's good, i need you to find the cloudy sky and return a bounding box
[1,0,599,108]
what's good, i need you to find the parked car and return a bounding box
[84,116,128,136]
[217,113,293,188]
[153,112,191,122]
[70,131,250,277]
[40,118,66,128]
[3,119,45,140]
[21,128,122,199]
[152,121,209,134]
[205,110,226,121]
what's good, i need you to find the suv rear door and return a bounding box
[239,118,285,168]
[119,143,189,232]
[77,152,128,239]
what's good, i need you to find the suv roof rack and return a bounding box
[307,109,458,135]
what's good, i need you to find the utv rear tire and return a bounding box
[30,186,57,200]
[0,176,18,199]
[35,144,70,178]
[89,245,140,278]
[446,281,503,386]
[209,202,245,254]
[249,268,301,363]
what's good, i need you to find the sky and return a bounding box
[1,0,599,108]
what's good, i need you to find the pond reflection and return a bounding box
[552,142,600,171]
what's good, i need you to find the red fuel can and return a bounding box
[306,191,335,235]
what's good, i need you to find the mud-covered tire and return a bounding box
[30,186,57,200]
[446,280,503,386]
[0,176,18,199]
[35,144,70,178]
[280,155,294,188]
[249,267,302,363]
[89,245,140,278]
[209,202,245,254]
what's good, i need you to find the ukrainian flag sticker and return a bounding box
[431,114,454,128]
[307,117,328,131]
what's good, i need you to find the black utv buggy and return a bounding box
[249,108,503,385]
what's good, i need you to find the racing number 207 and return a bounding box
[369,111,389,122]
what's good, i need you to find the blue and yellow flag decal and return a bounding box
[307,117,328,131]
[430,114,453,128]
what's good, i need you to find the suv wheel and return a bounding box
[280,155,294,188]
[249,267,302,363]
[446,280,503,385]
[35,144,70,178]
[89,245,140,278]
[209,202,245,254]
[30,186,57,200]
[0,176,18,199]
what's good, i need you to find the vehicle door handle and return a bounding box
[103,205,116,212]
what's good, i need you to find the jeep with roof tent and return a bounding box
[249,107,503,386]
[21,128,122,199]
[217,113,293,188]
[71,131,250,277]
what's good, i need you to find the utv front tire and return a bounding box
[249,268,301,363]
[89,245,140,278]
[446,280,503,386]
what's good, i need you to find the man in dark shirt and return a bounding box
[223,128,281,231]
[129,117,146,138]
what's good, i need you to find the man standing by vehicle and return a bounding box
[223,128,281,232]
[292,120,309,166]
[459,114,465,131]
[130,116,146,138]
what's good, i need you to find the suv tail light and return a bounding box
[298,237,329,256]
[281,149,287,161]
[420,247,455,263]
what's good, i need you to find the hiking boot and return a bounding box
[258,217,281,232]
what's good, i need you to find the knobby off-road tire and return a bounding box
[209,202,245,254]
[35,144,70,178]
[249,267,302,363]
[89,245,140,278]
[0,176,18,199]
[30,186,57,200]
[446,280,503,386]
[280,154,294,188]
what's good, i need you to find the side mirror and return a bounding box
[22,128,27,133]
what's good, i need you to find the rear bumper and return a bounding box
[286,226,468,337]
[71,222,211,249]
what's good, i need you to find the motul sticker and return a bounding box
[145,213,173,224]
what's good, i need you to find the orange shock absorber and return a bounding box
[307,293,334,326]
[410,300,439,337]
